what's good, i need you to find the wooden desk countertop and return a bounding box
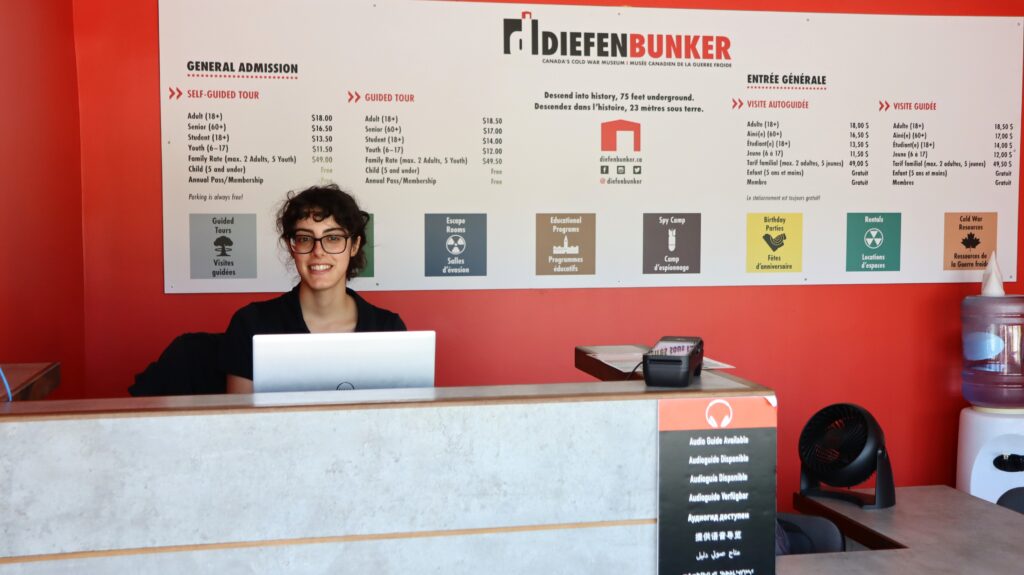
[781,485,1024,574]
[1,362,59,401]
[0,374,774,421]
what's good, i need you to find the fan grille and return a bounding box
[798,404,870,475]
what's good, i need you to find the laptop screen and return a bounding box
[252,331,435,393]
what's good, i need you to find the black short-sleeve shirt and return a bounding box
[220,285,406,379]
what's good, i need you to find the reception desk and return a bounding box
[575,345,1024,574]
[0,376,774,574]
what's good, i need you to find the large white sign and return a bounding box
[159,0,1022,292]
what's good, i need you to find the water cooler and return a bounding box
[956,259,1024,503]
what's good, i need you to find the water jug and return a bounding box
[962,295,1024,408]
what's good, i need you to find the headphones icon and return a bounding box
[705,399,734,428]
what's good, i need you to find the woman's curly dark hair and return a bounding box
[277,184,369,280]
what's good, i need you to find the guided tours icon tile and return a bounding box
[643,213,700,274]
[536,213,595,275]
[746,213,802,273]
[425,214,486,277]
[944,212,997,270]
[846,213,901,272]
[189,213,257,279]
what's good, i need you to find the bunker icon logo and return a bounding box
[599,120,644,184]
[601,120,641,152]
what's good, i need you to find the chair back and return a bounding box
[130,332,225,396]
[777,513,846,554]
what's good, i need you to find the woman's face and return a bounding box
[289,215,361,293]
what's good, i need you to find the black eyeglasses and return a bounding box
[288,234,350,254]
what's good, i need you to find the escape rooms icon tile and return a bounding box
[424,214,487,277]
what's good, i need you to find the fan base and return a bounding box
[800,486,894,510]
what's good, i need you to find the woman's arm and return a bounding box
[226,374,254,394]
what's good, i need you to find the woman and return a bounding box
[221,184,406,393]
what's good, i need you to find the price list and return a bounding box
[482,116,504,186]
[849,121,870,186]
[889,121,992,186]
[310,113,335,178]
[742,115,1014,192]
[744,119,849,188]
[994,123,1016,187]
[184,111,274,195]
[362,114,470,187]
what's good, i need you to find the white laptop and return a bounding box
[252,331,435,393]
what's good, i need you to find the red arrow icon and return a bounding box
[731,98,744,109]
[168,87,183,100]
[878,100,890,111]
[347,91,361,103]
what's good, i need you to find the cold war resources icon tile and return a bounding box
[944,212,996,270]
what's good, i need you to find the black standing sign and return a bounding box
[659,396,777,575]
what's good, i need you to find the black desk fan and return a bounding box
[798,403,895,509]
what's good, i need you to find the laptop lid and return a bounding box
[252,331,435,393]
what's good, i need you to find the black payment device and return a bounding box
[643,336,704,388]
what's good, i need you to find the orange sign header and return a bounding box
[659,395,777,431]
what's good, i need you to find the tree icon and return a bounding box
[214,235,233,256]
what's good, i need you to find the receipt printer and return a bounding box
[642,336,704,388]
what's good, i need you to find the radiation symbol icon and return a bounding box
[864,228,884,249]
[446,234,467,255]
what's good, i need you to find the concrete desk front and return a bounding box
[0,379,774,574]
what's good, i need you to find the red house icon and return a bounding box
[601,119,641,152]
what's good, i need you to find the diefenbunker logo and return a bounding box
[503,11,732,60]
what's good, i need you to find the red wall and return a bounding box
[0,0,85,397]
[9,0,1019,508]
